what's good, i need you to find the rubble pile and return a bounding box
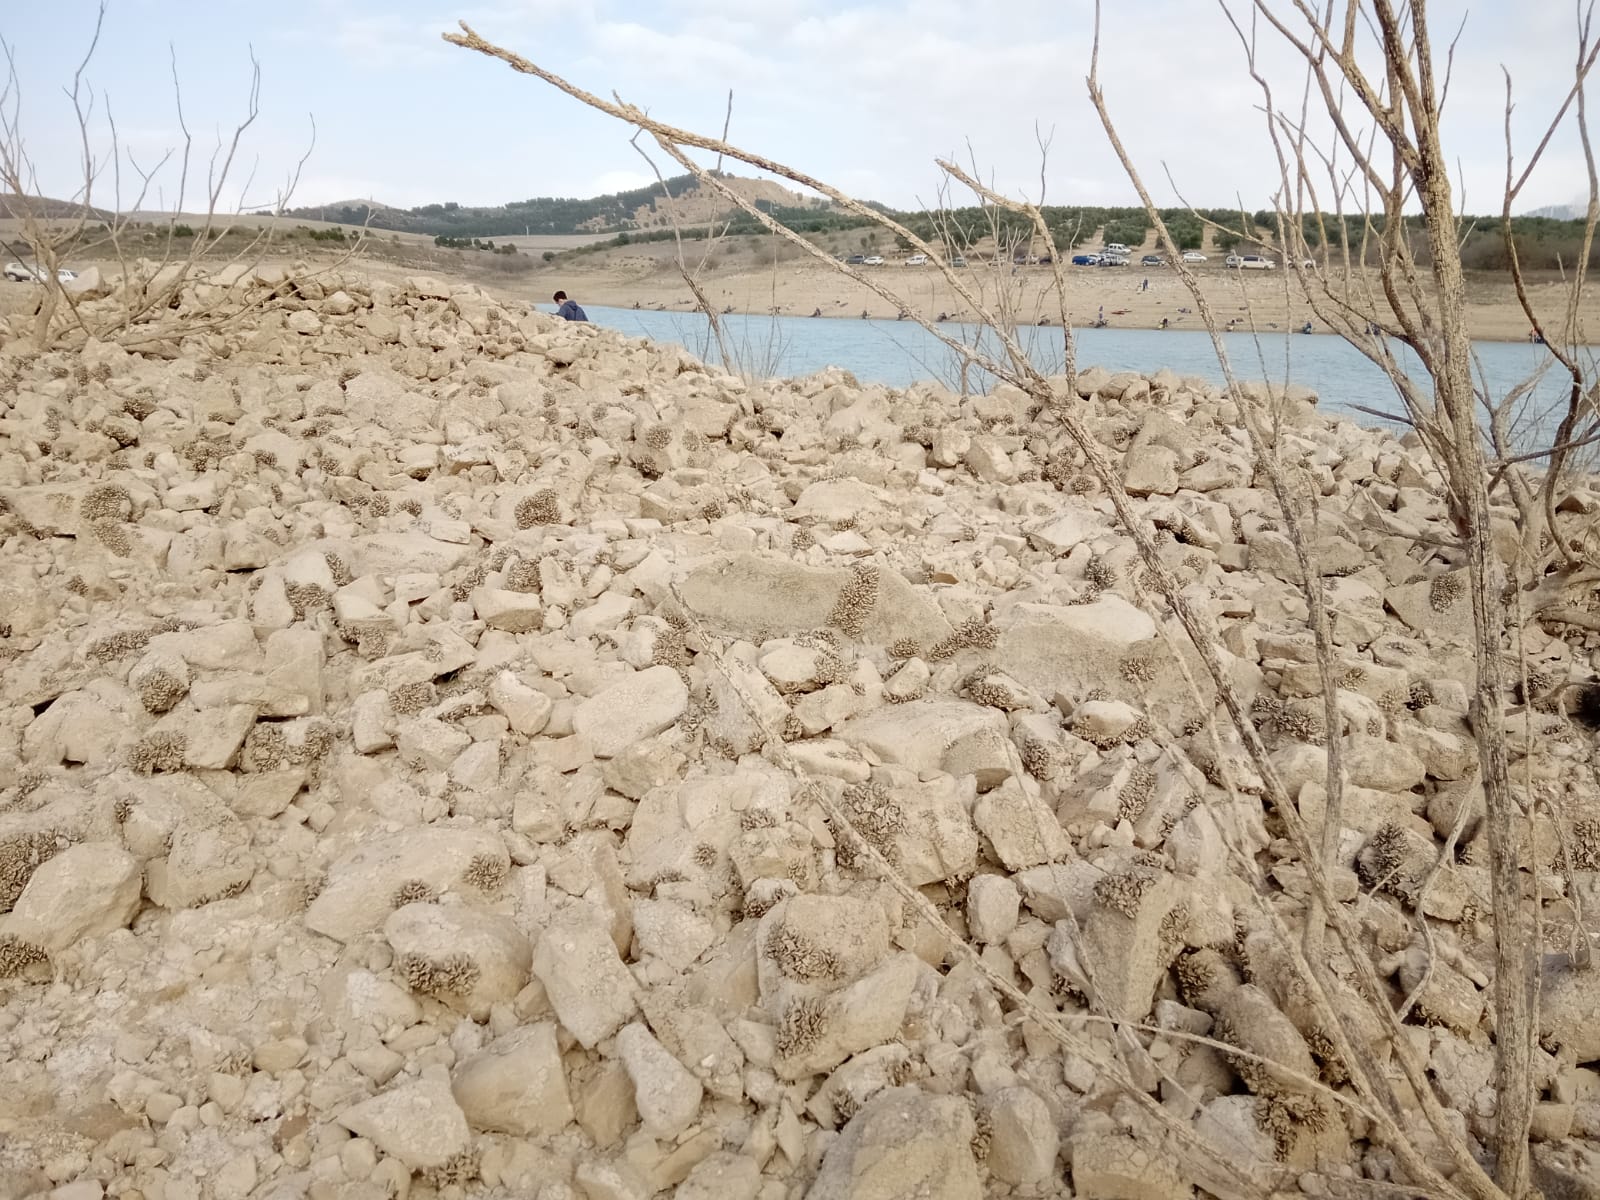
[1,265,1598,1200]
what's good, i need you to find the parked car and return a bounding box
[1071,253,1101,266]
[1225,254,1276,270]
[1298,257,1317,269]
[1104,242,1130,256]
[1099,255,1129,267]
[1140,255,1165,266]
[905,254,928,266]
[951,256,967,267]
[1181,251,1207,263]
[846,254,866,265]
[863,255,885,266]
[4,262,76,283]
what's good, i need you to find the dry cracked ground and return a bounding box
[1,264,1599,1200]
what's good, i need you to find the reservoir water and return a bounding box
[579,304,1589,446]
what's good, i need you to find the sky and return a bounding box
[1,0,1592,218]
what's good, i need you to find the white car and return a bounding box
[905,254,928,266]
[1181,251,1207,263]
[1225,254,1276,270]
[863,255,885,266]
[3,262,77,284]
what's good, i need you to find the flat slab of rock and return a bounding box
[836,699,1007,779]
[572,665,688,758]
[305,827,509,942]
[531,906,640,1048]
[808,1086,981,1200]
[451,1023,573,1136]
[337,1075,470,1171]
[8,842,141,952]
[678,553,953,649]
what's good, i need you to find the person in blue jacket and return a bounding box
[553,291,588,321]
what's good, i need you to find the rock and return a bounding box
[573,665,688,758]
[674,1152,761,1200]
[1070,1130,1193,1199]
[678,553,953,648]
[966,874,1021,944]
[451,1023,573,1136]
[487,670,553,736]
[1123,446,1180,496]
[973,778,1072,870]
[616,1022,704,1138]
[983,1086,1059,1185]
[1542,955,1600,1060]
[7,842,141,952]
[287,310,321,335]
[808,1087,981,1200]
[146,821,255,910]
[305,828,509,941]
[337,1074,470,1171]
[837,699,1007,780]
[531,905,640,1048]
[775,953,920,1079]
[384,902,532,1020]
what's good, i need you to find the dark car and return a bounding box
[1071,253,1100,266]
[1141,255,1165,266]
[846,254,866,265]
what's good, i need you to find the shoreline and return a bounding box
[540,258,1591,345]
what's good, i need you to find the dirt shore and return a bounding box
[541,253,1594,342]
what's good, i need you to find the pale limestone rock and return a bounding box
[705,653,788,756]
[837,699,1007,779]
[677,553,953,648]
[395,716,470,771]
[632,897,717,970]
[808,1087,981,1200]
[9,842,141,952]
[286,309,321,335]
[1122,445,1180,496]
[472,587,543,632]
[337,1074,470,1171]
[572,665,688,758]
[384,902,531,1020]
[983,1086,1059,1185]
[305,828,509,941]
[532,905,640,1048]
[965,874,1021,944]
[451,1023,573,1136]
[616,1022,704,1138]
[965,437,1015,483]
[146,822,255,910]
[973,778,1072,870]
[776,953,920,1079]
[487,670,552,736]
[1071,1130,1193,1200]
[674,1152,761,1200]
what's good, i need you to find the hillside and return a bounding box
[286,172,824,238]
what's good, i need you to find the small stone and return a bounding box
[336,1075,470,1172]
[616,1022,704,1138]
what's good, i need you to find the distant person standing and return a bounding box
[553,290,587,321]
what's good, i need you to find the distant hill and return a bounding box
[285,172,825,238]
[1524,203,1589,220]
[0,194,113,222]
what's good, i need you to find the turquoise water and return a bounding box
[579,304,1588,444]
